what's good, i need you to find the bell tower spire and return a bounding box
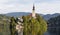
[33,4,35,11]
[32,4,36,18]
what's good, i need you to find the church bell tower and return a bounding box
[32,4,36,18]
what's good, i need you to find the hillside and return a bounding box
[43,13,60,20]
[48,15,60,35]
[5,12,30,17]
[5,12,60,20]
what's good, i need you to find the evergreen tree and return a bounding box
[22,14,47,35]
[10,17,16,35]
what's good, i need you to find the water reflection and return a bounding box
[44,31,59,35]
[44,31,50,35]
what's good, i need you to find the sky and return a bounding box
[0,0,60,14]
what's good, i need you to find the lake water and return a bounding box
[44,31,51,35]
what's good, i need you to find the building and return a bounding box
[32,4,36,18]
[16,17,24,35]
[15,4,36,35]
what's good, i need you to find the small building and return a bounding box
[16,18,24,35]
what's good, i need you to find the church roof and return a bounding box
[32,4,35,10]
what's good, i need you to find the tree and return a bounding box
[10,17,16,35]
[22,14,47,35]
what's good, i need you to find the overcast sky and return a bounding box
[0,0,60,14]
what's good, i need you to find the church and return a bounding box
[15,4,36,35]
[32,4,36,18]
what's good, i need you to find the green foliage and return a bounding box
[22,14,47,35]
[0,14,47,35]
[10,17,17,35]
[0,15,10,35]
